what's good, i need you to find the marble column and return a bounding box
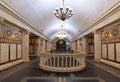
[45,40,47,51]
[22,31,30,62]
[73,41,75,51]
[49,42,52,50]
[48,42,52,51]
[94,31,101,62]
[40,39,46,52]
[37,37,41,56]
[79,38,83,52]
[82,37,88,55]
[43,39,46,52]
[72,42,74,51]
[77,39,80,52]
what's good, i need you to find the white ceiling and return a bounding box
[2,0,120,40]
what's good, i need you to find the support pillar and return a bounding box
[77,39,80,52]
[82,37,88,55]
[22,31,30,62]
[94,31,101,62]
[37,37,41,56]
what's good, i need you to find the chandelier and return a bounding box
[54,0,73,21]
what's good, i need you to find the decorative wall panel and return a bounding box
[108,44,115,60]
[101,20,120,63]
[10,44,16,61]
[17,45,22,59]
[0,43,9,63]
[116,43,120,62]
[101,22,120,44]
[0,23,22,65]
[102,44,107,58]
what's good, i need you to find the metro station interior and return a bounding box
[0,0,120,82]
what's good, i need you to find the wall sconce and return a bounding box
[15,33,19,37]
[109,33,112,37]
[7,31,19,39]
[113,29,118,36]
[7,31,11,35]
[105,32,108,37]
[11,34,15,39]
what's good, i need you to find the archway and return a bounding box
[56,39,66,50]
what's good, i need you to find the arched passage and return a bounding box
[56,39,66,50]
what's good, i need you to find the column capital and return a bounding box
[0,16,5,22]
[77,38,80,41]
[23,30,31,35]
[82,36,87,39]
[37,36,41,39]
[92,30,101,34]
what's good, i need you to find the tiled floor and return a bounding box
[0,56,120,82]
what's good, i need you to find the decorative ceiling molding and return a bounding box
[73,1,120,41]
[0,0,51,41]
[82,1,120,34]
[0,0,119,42]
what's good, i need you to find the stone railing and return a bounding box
[39,52,86,72]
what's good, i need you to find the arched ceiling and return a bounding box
[2,0,119,41]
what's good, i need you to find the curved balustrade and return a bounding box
[39,52,86,72]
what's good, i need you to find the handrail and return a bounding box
[39,52,86,72]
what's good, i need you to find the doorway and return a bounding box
[56,39,66,50]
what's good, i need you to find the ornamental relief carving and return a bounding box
[0,23,22,43]
[101,23,120,43]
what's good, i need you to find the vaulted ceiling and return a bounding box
[2,0,120,40]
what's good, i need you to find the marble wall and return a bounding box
[0,23,22,65]
[101,21,120,63]
[0,43,9,63]
[116,43,120,62]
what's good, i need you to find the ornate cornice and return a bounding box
[82,2,120,33]
[0,1,51,41]
[73,1,120,41]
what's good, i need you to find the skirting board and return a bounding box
[0,59,23,71]
[101,59,120,69]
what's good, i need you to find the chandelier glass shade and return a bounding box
[54,0,73,21]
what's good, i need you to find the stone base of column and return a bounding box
[23,57,30,62]
[94,59,101,62]
[36,53,40,56]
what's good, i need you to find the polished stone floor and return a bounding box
[0,56,120,82]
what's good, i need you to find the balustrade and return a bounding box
[39,52,86,72]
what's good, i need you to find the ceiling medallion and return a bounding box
[54,0,73,21]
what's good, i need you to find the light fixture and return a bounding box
[7,30,20,39]
[57,32,66,38]
[54,0,73,21]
